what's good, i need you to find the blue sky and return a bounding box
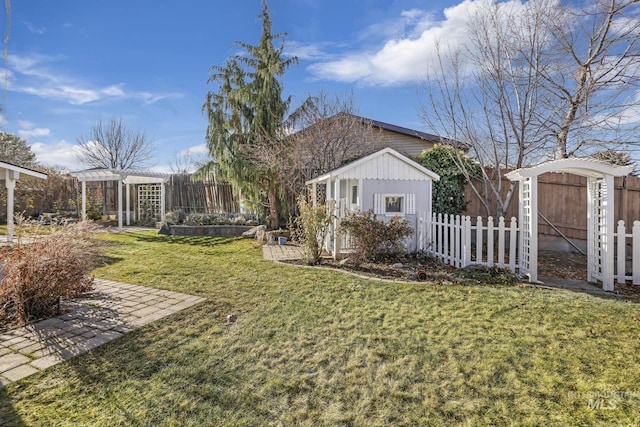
[0,0,484,172]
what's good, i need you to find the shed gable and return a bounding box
[339,152,431,181]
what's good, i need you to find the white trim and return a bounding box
[506,158,632,180]
[306,147,440,185]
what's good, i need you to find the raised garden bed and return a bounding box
[168,225,254,237]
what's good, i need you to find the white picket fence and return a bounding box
[421,213,640,285]
[423,213,521,272]
[615,220,640,285]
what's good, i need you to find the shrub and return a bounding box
[0,220,104,326]
[293,197,334,264]
[415,145,481,215]
[165,209,186,225]
[339,210,413,265]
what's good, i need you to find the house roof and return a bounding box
[506,158,634,181]
[0,161,48,180]
[294,112,469,151]
[70,168,169,184]
[306,147,440,184]
[349,113,463,147]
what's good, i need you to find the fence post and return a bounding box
[617,220,627,285]
[463,216,472,267]
[437,213,443,261]
[454,215,461,268]
[476,216,483,264]
[487,216,494,266]
[498,216,505,266]
[429,212,438,254]
[633,221,640,285]
[509,217,517,271]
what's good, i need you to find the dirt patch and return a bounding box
[538,250,587,281]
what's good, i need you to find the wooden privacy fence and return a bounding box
[615,220,640,285]
[421,213,521,272]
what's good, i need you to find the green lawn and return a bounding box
[1,231,640,426]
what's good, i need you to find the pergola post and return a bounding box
[117,178,123,230]
[81,181,87,221]
[5,169,17,243]
[332,178,341,259]
[160,182,166,222]
[126,183,131,225]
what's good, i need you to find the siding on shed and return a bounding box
[333,151,435,181]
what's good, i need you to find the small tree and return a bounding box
[294,196,334,264]
[415,145,481,215]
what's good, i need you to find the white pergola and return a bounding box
[1,161,48,242]
[70,169,169,229]
[506,158,634,291]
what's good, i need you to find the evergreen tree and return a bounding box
[0,132,38,168]
[203,0,296,228]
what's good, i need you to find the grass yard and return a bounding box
[1,231,640,426]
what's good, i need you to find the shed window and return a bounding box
[385,196,403,213]
[374,193,416,215]
[351,185,358,204]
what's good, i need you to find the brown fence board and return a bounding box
[463,172,640,243]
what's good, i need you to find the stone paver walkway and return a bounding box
[0,279,205,386]
[262,242,306,261]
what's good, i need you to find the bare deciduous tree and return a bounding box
[240,91,384,218]
[76,117,154,170]
[420,0,640,217]
[539,0,640,158]
[285,91,384,195]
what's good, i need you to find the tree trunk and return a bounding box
[268,187,279,229]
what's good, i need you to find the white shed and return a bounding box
[306,148,440,258]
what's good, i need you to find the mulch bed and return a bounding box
[288,249,640,299]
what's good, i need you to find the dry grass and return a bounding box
[0,231,638,426]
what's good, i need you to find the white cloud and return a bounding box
[7,53,182,105]
[285,41,333,61]
[0,114,7,128]
[17,120,51,139]
[23,21,45,35]
[29,140,86,170]
[18,127,50,139]
[306,0,523,86]
[179,144,208,157]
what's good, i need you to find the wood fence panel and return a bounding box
[463,172,640,243]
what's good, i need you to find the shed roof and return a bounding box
[505,158,633,181]
[306,147,440,184]
[70,168,169,184]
